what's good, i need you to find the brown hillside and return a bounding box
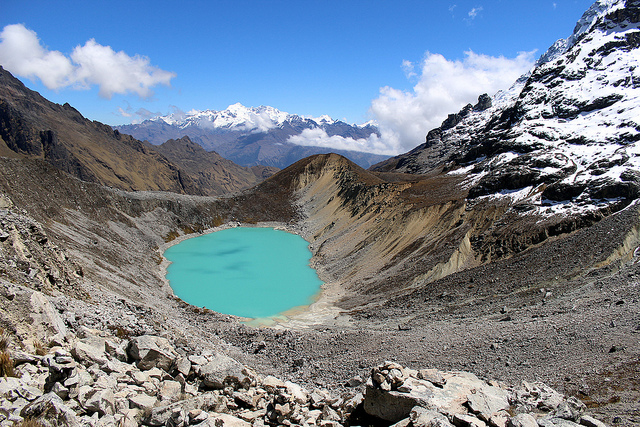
[153,136,279,196]
[0,67,201,194]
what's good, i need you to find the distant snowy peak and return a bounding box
[308,114,335,125]
[150,103,373,133]
[154,103,289,132]
[570,0,626,41]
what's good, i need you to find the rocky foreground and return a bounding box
[0,281,609,427]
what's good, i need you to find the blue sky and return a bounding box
[1,0,594,154]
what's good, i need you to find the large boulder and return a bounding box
[410,407,454,427]
[77,385,115,416]
[198,413,251,427]
[71,338,108,366]
[0,376,43,402]
[29,291,68,344]
[127,335,177,371]
[363,362,509,423]
[196,353,256,390]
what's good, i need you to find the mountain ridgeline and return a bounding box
[115,104,388,169]
[373,0,640,212]
[152,136,279,196]
[0,66,204,195]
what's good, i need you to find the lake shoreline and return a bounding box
[157,221,341,327]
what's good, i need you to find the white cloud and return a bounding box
[117,101,162,124]
[401,60,417,79]
[0,24,175,99]
[288,128,396,156]
[468,7,483,19]
[0,24,74,89]
[369,50,536,154]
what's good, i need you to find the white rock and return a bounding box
[199,353,255,390]
[410,407,454,427]
[29,291,68,343]
[452,413,487,427]
[158,380,182,403]
[72,340,107,366]
[20,392,81,426]
[579,415,607,427]
[199,412,251,427]
[285,380,310,404]
[129,393,158,411]
[175,356,191,377]
[127,335,177,371]
[507,413,538,427]
[82,388,115,416]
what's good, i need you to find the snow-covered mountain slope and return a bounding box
[115,104,386,169]
[156,103,294,131]
[373,0,640,217]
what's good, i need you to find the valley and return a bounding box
[0,0,638,426]
[0,149,637,425]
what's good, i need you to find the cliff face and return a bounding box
[0,67,202,195]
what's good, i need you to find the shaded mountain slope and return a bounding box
[0,67,201,194]
[152,136,279,196]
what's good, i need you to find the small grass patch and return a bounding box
[0,351,14,377]
[164,230,180,243]
[152,253,163,265]
[33,340,47,356]
[212,214,224,227]
[0,329,9,352]
[108,325,131,340]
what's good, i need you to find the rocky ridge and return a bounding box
[372,0,640,219]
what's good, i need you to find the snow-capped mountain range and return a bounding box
[115,104,384,169]
[155,103,374,132]
[374,0,640,218]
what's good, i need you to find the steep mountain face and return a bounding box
[115,104,388,169]
[152,136,279,196]
[0,67,202,195]
[373,0,640,218]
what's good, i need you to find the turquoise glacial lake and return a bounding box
[164,227,323,319]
